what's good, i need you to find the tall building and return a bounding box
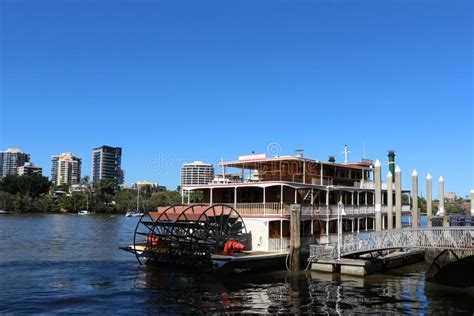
[51,152,82,186]
[50,155,59,184]
[0,148,30,178]
[17,162,43,176]
[91,145,123,188]
[445,192,457,202]
[180,161,214,186]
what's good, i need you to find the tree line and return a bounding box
[0,175,181,213]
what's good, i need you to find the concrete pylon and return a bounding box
[387,171,393,229]
[395,166,402,229]
[374,160,382,232]
[437,176,445,216]
[470,190,474,217]
[411,170,419,228]
[426,174,432,227]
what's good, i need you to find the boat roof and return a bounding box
[219,155,372,170]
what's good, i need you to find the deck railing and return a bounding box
[309,227,474,260]
[310,204,411,216]
[234,203,287,216]
[268,237,318,252]
[187,203,412,217]
[268,238,291,252]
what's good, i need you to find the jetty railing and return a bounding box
[309,227,474,259]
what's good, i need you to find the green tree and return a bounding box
[0,175,51,197]
[149,190,182,208]
[58,192,87,212]
[114,189,136,213]
[55,183,69,193]
[0,191,11,209]
[32,195,59,212]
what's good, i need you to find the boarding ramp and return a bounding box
[309,227,474,260]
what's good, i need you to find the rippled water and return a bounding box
[0,214,473,314]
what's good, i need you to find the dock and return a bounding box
[311,249,425,276]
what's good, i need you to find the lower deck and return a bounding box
[243,214,409,252]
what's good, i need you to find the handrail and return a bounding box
[309,227,474,260]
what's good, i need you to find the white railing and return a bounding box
[234,203,288,216]
[313,205,412,216]
[268,238,290,252]
[359,180,395,190]
[190,203,412,217]
[381,205,412,213]
[268,237,317,252]
[309,227,474,260]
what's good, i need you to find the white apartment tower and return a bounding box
[52,152,81,186]
[180,161,214,186]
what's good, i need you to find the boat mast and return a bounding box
[136,185,140,211]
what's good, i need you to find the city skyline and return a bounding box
[1,1,472,195]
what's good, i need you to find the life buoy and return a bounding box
[223,240,245,254]
[146,234,160,246]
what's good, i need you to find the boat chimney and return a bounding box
[294,149,304,157]
[388,150,396,182]
[328,155,336,163]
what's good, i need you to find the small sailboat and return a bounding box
[0,201,10,214]
[78,191,94,215]
[126,186,145,217]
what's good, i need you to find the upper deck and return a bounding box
[184,153,384,191]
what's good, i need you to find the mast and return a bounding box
[137,185,140,211]
[341,145,351,163]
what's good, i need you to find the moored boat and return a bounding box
[125,185,144,217]
[78,209,95,215]
[121,148,412,270]
[125,210,145,217]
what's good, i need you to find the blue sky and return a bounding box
[1,0,472,196]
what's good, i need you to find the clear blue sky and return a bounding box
[1,0,472,196]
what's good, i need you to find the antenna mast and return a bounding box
[341,145,351,163]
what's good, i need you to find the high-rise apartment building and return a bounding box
[51,152,81,186]
[50,155,59,184]
[17,162,43,176]
[180,161,214,186]
[0,148,30,178]
[91,145,123,188]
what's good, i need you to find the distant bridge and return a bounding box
[309,227,474,260]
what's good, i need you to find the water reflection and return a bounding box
[0,214,473,314]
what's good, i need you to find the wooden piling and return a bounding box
[289,204,301,271]
[426,174,432,227]
[412,170,419,228]
[438,176,445,216]
[387,171,393,229]
[470,190,474,216]
[395,166,402,229]
[374,160,382,232]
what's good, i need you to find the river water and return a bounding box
[0,214,472,314]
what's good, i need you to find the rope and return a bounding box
[285,251,291,271]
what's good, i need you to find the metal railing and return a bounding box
[269,236,318,252]
[309,227,474,260]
